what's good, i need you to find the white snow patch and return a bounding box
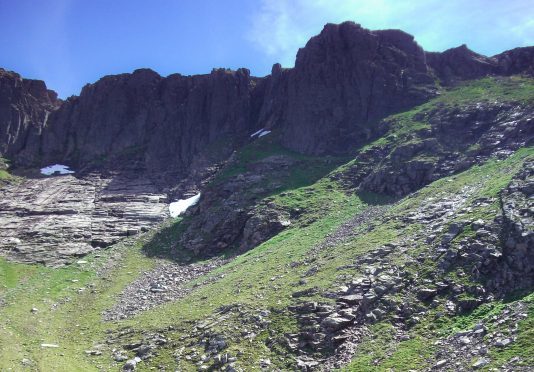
[250,128,265,137]
[40,164,75,176]
[169,193,201,218]
[250,129,272,138]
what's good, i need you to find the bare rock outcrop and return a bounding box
[359,102,534,196]
[0,22,533,264]
[179,155,296,256]
[260,22,439,155]
[0,68,60,165]
[426,44,534,85]
[0,172,168,266]
[41,68,261,175]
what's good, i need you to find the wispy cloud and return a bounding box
[246,0,534,67]
[246,0,425,66]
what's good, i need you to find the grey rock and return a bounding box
[338,294,363,305]
[417,288,437,300]
[494,338,512,348]
[321,315,352,331]
[433,359,448,369]
[471,357,490,369]
[0,172,168,266]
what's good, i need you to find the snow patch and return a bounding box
[40,164,75,176]
[169,193,201,218]
[250,128,272,138]
[250,128,265,137]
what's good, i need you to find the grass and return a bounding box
[122,149,531,370]
[343,323,434,371]
[434,76,534,105]
[487,295,534,368]
[0,157,16,184]
[0,236,157,371]
[213,131,348,191]
[0,147,531,370]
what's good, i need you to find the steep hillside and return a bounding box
[0,74,532,371]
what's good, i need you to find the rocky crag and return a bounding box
[1,22,532,174]
[0,69,60,164]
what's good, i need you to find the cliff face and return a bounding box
[262,23,438,154]
[41,68,262,174]
[426,44,534,84]
[0,69,59,165]
[1,22,532,175]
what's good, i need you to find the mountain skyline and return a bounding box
[1,0,532,98]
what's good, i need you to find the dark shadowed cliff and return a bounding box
[1,22,532,176]
[0,69,60,165]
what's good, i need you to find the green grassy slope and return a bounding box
[0,77,532,371]
[1,148,531,370]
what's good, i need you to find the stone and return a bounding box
[259,358,271,368]
[321,315,352,331]
[458,336,471,345]
[297,358,320,370]
[433,359,448,369]
[338,294,363,305]
[292,287,319,298]
[472,219,485,230]
[292,302,317,314]
[417,288,437,300]
[122,359,137,371]
[114,353,128,362]
[471,357,490,369]
[85,350,102,356]
[494,338,512,347]
[135,344,153,358]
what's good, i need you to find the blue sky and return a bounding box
[0,0,532,98]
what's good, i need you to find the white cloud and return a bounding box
[246,0,422,67]
[508,18,534,47]
[246,0,534,66]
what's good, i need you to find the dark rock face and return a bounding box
[261,22,438,155]
[0,22,532,263]
[0,69,60,164]
[1,23,533,175]
[35,22,441,172]
[41,68,261,175]
[426,45,534,85]
[426,45,497,85]
[495,46,534,76]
